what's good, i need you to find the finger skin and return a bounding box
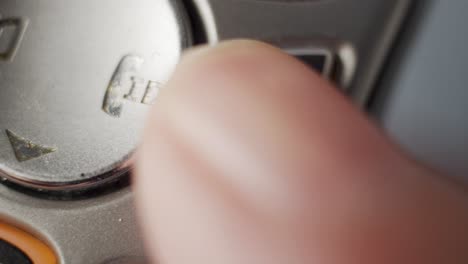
[135,40,468,264]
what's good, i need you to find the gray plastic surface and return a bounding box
[0,186,143,264]
[373,0,468,181]
[193,0,410,105]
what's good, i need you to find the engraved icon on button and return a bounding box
[0,16,29,62]
[5,129,56,162]
[102,55,162,117]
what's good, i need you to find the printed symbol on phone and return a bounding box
[0,16,29,62]
[102,55,162,117]
[124,77,161,105]
[5,129,56,162]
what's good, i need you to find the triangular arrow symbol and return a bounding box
[5,129,56,162]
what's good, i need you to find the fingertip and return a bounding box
[134,40,468,264]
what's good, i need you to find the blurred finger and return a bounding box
[135,40,468,264]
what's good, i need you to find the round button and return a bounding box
[0,0,191,191]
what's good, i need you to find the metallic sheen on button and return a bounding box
[0,0,191,192]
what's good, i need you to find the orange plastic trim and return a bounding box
[0,221,57,264]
